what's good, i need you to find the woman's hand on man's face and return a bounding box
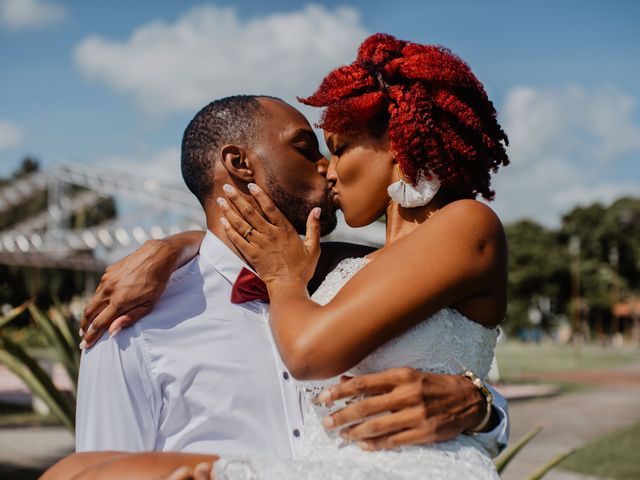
[218,183,321,287]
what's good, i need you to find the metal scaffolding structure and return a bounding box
[0,170,48,213]
[0,163,204,270]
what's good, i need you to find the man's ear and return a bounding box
[220,145,256,183]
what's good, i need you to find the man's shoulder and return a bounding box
[136,254,217,330]
[164,253,208,291]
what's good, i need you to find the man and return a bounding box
[45,95,508,478]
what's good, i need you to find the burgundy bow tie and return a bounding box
[231,267,270,304]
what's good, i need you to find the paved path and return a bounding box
[498,361,640,480]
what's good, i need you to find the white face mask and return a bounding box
[387,169,441,208]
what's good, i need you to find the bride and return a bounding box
[177,33,509,479]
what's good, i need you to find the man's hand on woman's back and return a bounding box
[80,239,181,348]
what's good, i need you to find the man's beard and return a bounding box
[265,174,338,236]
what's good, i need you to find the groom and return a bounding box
[48,96,508,478]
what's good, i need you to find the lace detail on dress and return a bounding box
[307,257,497,378]
[215,256,500,480]
[310,257,370,306]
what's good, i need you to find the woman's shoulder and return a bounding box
[421,199,505,243]
[440,199,502,226]
[407,199,507,266]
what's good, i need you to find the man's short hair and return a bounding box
[181,95,279,205]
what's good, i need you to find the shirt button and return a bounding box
[293,429,300,438]
[282,371,290,380]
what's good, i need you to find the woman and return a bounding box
[172,33,509,479]
[53,33,509,479]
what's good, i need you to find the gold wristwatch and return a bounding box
[462,370,493,434]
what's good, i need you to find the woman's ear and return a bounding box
[220,145,256,183]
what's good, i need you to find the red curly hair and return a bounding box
[299,33,509,201]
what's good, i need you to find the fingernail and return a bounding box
[110,327,122,337]
[220,217,229,226]
[216,197,227,206]
[319,389,332,403]
[223,184,234,193]
[358,441,370,450]
[247,183,258,192]
[79,340,87,350]
[79,328,84,337]
[313,207,321,219]
[322,416,334,428]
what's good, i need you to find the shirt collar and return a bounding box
[199,230,257,285]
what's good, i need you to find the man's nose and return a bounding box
[316,157,329,178]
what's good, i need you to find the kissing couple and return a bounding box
[45,33,510,479]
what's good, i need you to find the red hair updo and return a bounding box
[299,33,509,201]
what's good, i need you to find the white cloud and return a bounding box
[0,120,23,149]
[74,3,368,118]
[490,85,640,227]
[0,0,66,31]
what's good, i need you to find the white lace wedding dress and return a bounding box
[215,257,500,479]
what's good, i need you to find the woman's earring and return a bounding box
[387,165,440,208]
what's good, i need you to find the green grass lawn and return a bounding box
[558,421,640,479]
[495,341,640,382]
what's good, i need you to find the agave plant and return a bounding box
[0,300,80,432]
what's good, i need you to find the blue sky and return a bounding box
[1,0,639,226]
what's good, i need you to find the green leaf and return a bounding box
[0,334,75,431]
[526,449,576,480]
[49,303,81,390]
[28,304,78,394]
[495,426,543,474]
[0,300,32,329]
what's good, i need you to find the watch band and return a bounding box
[462,370,493,434]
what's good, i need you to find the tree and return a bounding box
[561,198,640,322]
[503,197,640,338]
[12,156,40,178]
[504,220,570,334]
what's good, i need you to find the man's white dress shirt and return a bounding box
[76,231,509,458]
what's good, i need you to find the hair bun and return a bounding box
[356,33,405,69]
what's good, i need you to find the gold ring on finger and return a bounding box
[243,227,253,239]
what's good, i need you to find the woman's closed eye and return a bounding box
[332,144,347,158]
